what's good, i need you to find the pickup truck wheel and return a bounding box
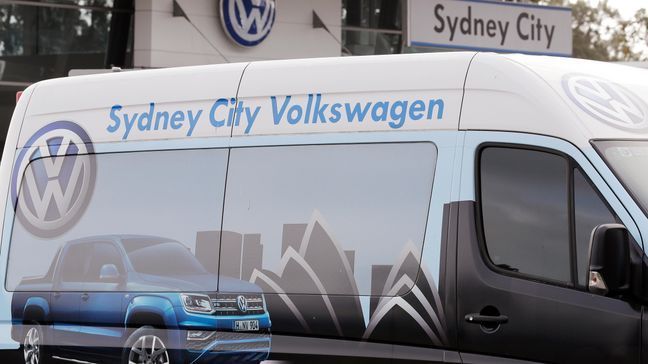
[122,326,170,364]
[22,322,49,364]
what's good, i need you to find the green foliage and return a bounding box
[533,0,648,61]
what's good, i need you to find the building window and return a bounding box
[342,0,403,55]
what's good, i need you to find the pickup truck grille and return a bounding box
[185,330,271,353]
[211,294,265,316]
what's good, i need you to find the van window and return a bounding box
[574,169,619,287]
[86,242,125,283]
[479,147,571,283]
[7,149,227,291]
[220,143,436,296]
[58,243,93,284]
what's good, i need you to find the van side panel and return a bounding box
[218,131,460,361]
[17,63,248,148]
[0,84,38,351]
[234,53,473,136]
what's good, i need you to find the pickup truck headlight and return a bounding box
[181,293,214,314]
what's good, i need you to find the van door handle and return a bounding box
[465,313,508,325]
[81,293,89,301]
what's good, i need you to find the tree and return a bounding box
[534,0,648,61]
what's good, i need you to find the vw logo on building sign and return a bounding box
[562,73,648,131]
[237,295,248,312]
[11,121,96,238]
[220,0,276,47]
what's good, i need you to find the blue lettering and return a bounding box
[227,98,236,126]
[389,100,408,129]
[312,94,329,123]
[244,106,261,134]
[108,105,122,133]
[138,102,155,131]
[170,111,184,129]
[371,101,389,122]
[409,100,425,121]
[122,112,138,140]
[345,102,372,122]
[234,100,244,126]
[154,111,169,130]
[329,103,342,123]
[428,99,444,119]
[287,105,303,125]
[271,96,291,125]
[210,98,228,127]
[304,94,313,124]
[186,109,202,136]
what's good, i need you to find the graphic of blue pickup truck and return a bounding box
[11,235,271,364]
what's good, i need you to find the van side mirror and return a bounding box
[99,264,121,283]
[588,224,631,296]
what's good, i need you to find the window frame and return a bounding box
[222,141,438,297]
[475,142,620,290]
[5,145,230,292]
[54,241,94,287]
[85,241,126,283]
[591,139,648,218]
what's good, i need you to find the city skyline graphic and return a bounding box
[196,210,448,346]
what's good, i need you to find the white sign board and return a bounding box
[407,0,572,56]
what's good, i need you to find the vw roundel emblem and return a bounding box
[220,0,276,47]
[562,73,648,131]
[11,121,96,238]
[237,295,248,312]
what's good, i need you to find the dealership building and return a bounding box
[0,0,571,148]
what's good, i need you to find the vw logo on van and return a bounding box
[562,73,648,131]
[237,295,248,312]
[11,121,96,238]
[220,0,276,47]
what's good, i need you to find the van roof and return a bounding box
[13,52,648,149]
[463,53,648,148]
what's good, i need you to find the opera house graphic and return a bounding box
[196,211,448,346]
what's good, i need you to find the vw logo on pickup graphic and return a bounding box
[220,0,276,47]
[237,295,248,312]
[562,73,648,131]
[11,121,96,237]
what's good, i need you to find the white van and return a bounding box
[1,52,648,364]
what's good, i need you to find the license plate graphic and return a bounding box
[233,320,259,331]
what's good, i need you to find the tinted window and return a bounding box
[574,169,619,287]
[86,242,124,283]
[127,242,207,277]
[480,148,571,283]
[8,149,227,291]
[219,143,436,296]
[59,243,93,283]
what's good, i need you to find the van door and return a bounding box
[456,132,642,363]
[77,241,127,356]
[218,133,462,363]
[51,243,92,349]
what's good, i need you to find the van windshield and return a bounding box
[593,140,648,214]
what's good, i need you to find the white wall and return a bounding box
[134,0,342,68]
